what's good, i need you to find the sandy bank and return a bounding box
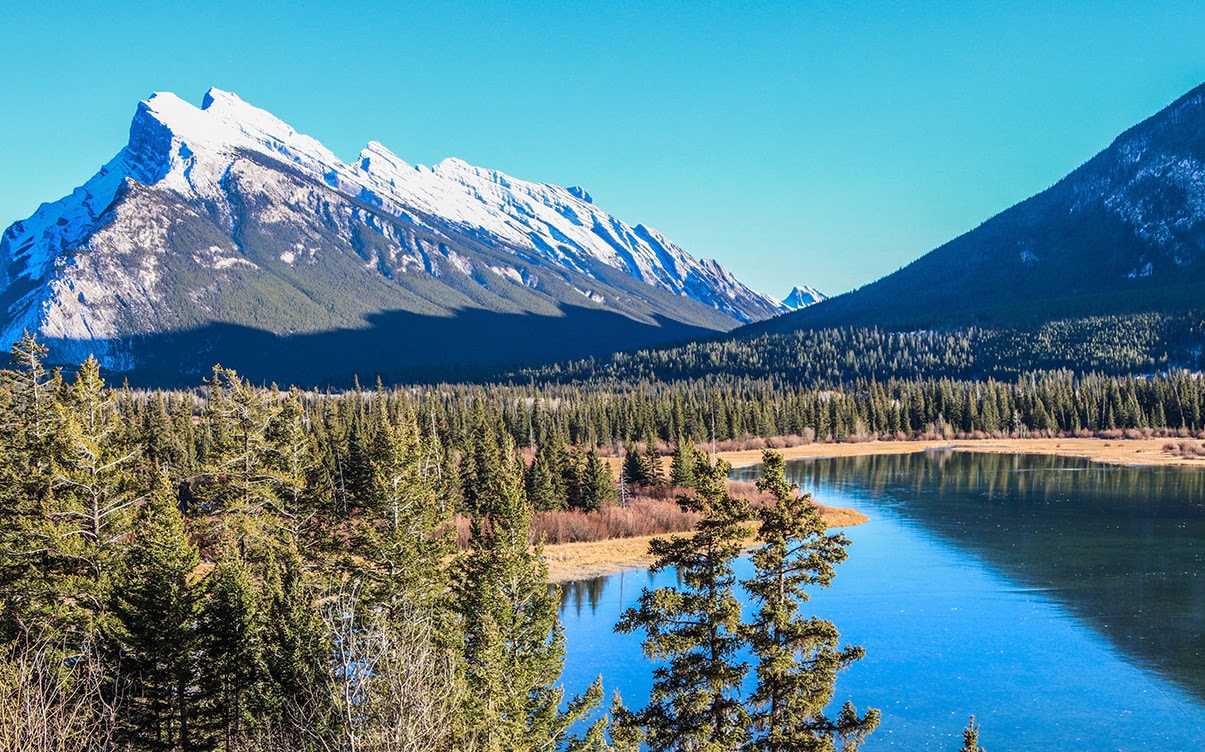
[545,503,864,584]
[717,436,1205,469]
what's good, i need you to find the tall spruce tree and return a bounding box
[615,456,752,752]
[0,334,63,641]
[200,367,278,556]
[454,433,596,751]
[578,448,616,513]
[199,551,268,751]
[109,474,201,751]
[669,436,698,488]
[743,450,879,752]
[50,356,142,634]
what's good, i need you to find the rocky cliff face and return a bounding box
[0,88,784,382]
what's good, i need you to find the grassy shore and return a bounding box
[543,436,1205,582]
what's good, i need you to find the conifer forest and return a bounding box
[3,329,1205,751]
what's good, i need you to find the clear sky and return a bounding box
[2,1,1204,299]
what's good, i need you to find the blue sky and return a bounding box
[3,1,1204,299]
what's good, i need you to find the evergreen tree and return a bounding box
[642,437,665,488]
[526,446,564,511]
[454,434,595,751]
[200,367,278,556]
[615,457,752,752]
[361,410,452,618]
[621,443,656,488]
[743,450,879,752]
[0,334,63,641]
[578,448,616,513]
[670,436,698,488]
[199,551,268,751]
[263,388,319,549]
[959,716,986,752]
[109,474,201,751]
[260,549,331,745]
[50,356,142,634]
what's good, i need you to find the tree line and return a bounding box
[0,335,885,752]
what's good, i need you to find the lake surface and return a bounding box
[556,452,1205,751]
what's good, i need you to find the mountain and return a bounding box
[752,82,1205,336]
[0,88,784,385]
[781,285,826,310]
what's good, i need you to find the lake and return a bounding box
[556,451,1205,751]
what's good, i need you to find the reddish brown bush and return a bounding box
[1164,440,1205,458]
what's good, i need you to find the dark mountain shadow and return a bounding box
[44,304,715,388]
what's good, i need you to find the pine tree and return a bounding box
[49,356,142,634]
[743,450,879,752]
[670,436,698,488]
[0,334,63,641]
[109,474,202,751]
[959,715,986,752]
[526,446,564,511]
[199,551,268,751]
[622,443,654,488]
[200,367,278,557]
[260,548,331,745]
[263,388,319,549]
[454,434,596,751]
[615,456,752,752]
[642,436,665,487]
[578,448,616,513]
[360,410,453,618]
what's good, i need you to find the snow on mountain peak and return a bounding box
[782,285,827,309]
[2,87,783,327]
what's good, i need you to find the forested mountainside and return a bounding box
[516,311,1205,387]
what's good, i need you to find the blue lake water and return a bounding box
[556,452,1205,751]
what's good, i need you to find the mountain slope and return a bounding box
[753,82,1205,335]
[0,89,784,384]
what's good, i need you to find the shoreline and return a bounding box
[544,436,1205,583]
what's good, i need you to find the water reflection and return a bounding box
[555,452,1205,750]
[740,451,1205,701]
[558,576,608,617]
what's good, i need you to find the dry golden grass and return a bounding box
[712,436,1205,469]
[544,502,865,584]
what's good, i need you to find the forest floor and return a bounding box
[544,436,1205,582]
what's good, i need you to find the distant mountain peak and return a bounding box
[782,285,826,310]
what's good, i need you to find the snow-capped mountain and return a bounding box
[781,285,826,310]
[0,88,784,383]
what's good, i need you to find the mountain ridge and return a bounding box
[749,81,1205,336]
[0,88,789,382]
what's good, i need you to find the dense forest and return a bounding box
[5,316,1205,750]
[515,310,1205,386]
[0,335,884,752]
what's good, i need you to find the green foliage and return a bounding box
[959,715,986,752]
[743,451,878,751]
[577,448,616,512]
[200,551,269,750]
[454,434,595,751]
[616,457,753,752]
[109,474,202,750]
